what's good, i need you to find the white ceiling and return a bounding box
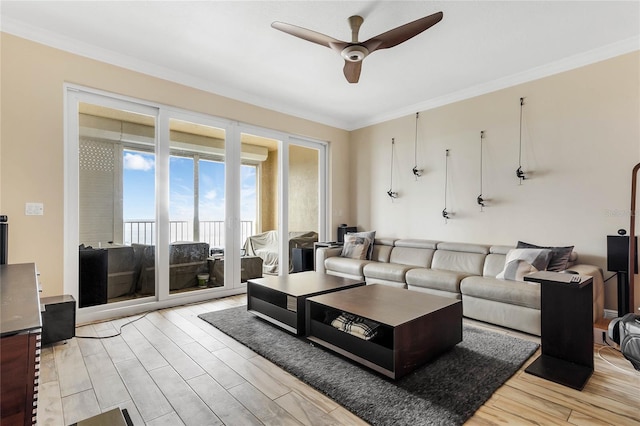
[2,1,639,130]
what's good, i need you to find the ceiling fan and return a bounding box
[271,11,443,84]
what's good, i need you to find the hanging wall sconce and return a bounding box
[442,149,450,222]
[412,112,423,179]
[516,97,527,184]
[387,138,398,199]
[477,131,486,211]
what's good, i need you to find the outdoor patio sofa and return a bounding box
[244,230,318,274]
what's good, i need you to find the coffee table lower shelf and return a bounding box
[305,285,462,379]
[248,296,297,334]
[307,319,394,376]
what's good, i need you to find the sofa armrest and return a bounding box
[315,246,343,273]
[569,264,605,323]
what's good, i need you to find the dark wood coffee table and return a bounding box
[246,271,365,335]
[305,284,462,379]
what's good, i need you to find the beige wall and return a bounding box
[350,52,640,312]
[3,32,638,312]
[257,145,320,234]
[289,145,319,232]
[260,150,278,232]
[0,33,351,296]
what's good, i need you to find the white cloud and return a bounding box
[204,189,217,200]
[124,153,154,171]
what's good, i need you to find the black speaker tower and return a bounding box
[607,233,638,317]
[0,215,7,265]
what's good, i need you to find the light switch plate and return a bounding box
[25,202,44,216]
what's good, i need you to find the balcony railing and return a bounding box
[124,220,254,247]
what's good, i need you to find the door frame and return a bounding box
[64,85,329,323]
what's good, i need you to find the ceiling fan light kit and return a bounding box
[341,45,369,62]
[271,11,443,83]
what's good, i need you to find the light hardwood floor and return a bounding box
[37,295,640,425]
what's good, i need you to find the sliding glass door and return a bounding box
[167,118,226,294]
[77,102,157,305]
[288,143,320,273]
[240,133,280,278]
[66,87,328,322]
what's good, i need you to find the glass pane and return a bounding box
[240,164,257,246]
[199,159,225,248]
[78,102,156,305]
[288,144,319,273]
[241,134,278,279]
[170,155,194,242]
[169,119,225,293]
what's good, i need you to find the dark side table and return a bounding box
[292,247,314,272]
[524,271,593,390]
[41,295,76,345]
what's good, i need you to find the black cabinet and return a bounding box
[292,248,314,273]
[79,248,108,307]
[337,226,357,243]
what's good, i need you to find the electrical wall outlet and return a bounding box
[25,202,44,216]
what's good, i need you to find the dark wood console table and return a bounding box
[1,263,42,425]
[524,271,593,390]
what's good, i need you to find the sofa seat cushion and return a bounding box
[460,276,540,310]
[405,268,470,293]
[324,256,373,277]
[363,262,413,283]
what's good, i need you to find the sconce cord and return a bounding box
[388,138,398,198]
[478,131,485,209]
[412,112,422,178]
[443,149,449,219]
[517,97,526,182]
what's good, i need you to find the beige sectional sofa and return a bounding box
[315,238,604,336]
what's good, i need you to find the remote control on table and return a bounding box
[570,275,581,283]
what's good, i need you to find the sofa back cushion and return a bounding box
[389,239,438,267]
[483,245,512,277]
[372,239,395,263]
[432,242,489,275]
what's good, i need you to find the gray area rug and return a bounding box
[199,306,538,425]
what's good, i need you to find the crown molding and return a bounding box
[2,16,638,133]
[348,36,640,131]
[0,16,351,130]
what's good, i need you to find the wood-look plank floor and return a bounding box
[37,295,640,425]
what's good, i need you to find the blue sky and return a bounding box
[123,150,256,222]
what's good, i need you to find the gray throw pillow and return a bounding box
[341,235,370,260]
[517,241,574,272]
[347,230,376,260]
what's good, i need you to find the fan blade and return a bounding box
[363,11,443,53]
[271,21,346,53]
[343,60,362,84]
